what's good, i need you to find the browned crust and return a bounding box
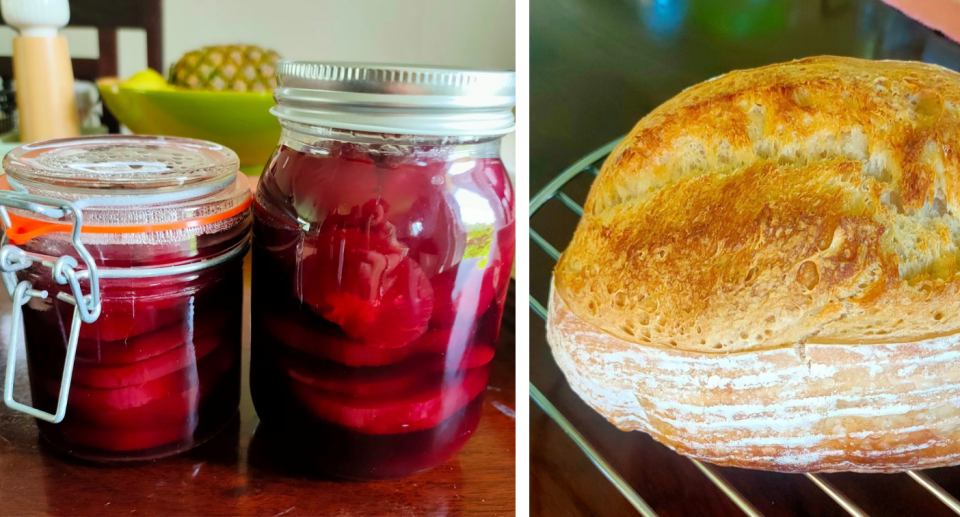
[555,56,960,353]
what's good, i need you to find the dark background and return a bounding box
[531,0,960,192]
[530,1,960,515]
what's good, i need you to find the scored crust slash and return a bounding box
[548,56,960,473]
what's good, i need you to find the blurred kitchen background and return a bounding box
[531,0,960,193]
[0,1,516,77]
[0,0,516,176]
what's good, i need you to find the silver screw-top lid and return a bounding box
[271,61,516,137]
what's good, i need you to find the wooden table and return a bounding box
[531,1,960,515]
[0,254,516,516]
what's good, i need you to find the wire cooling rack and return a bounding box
[529,138,960,517]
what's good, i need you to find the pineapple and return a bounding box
[169,45,281,93]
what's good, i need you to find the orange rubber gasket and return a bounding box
[0,174,253,245]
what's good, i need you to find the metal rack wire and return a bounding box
[529,138,960,517]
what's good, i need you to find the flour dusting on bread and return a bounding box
[549,286,960,472]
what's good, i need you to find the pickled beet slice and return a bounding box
[376,160,443,226]
[401,327,453,354]
[432,344,495,371]
[322,257,434,348]
[72,333,221,388]
[75,314,228,365]
[289,366,489,434]
[286,362,436,398]
[261,312,414,367]
[261,312,450,367]
[197,335,239,384]
[298,228,433,348]
[74,387,200,429]
[252,202,303,271]
[53,341,235,431]
[284,145,379,223]
[430,259,497,328]
[401,194,464,278]
[319,198,390,235]
[64,421,197,452]
[280,144,442,230]
[79,302,186,342]
[280,344,494,397]
[55,342,233,411]
[59,366,198,412]
[431,223,514,327]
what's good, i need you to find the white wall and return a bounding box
[0,0,515,77]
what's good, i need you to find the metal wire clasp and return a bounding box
[0,190,101,423]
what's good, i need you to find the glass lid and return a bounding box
[0,135,251,245]
[2,135,240,192]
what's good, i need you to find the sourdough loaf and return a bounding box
[548,56,960,472]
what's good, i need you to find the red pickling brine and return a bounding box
[252,140,515,478]
[252,130,515,478]
[1,136,251,461]
[251,63,515,478]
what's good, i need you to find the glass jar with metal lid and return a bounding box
[251,62,516,478]
[0,135,251,461]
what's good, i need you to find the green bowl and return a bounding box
[98,78,279,173]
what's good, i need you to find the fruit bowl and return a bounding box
[97,77,278,174]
